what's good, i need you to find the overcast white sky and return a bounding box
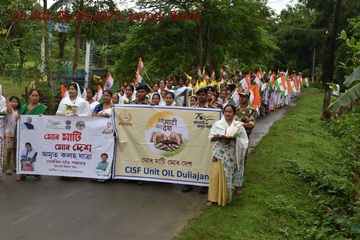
[267,0,297,14]
[45,0,297,15]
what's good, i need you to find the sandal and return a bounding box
[206,201,213,206]
[6,170,12,175]
[33,175,41,181]
[16,175,26,181]
[235,187,242,195]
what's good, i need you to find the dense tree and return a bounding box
[112,0,278,80]
[272,4,322,72]
[0,0,44,75]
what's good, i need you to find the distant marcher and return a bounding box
[86,87,100,112]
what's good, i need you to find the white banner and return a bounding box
[17,115,115,179]
[113,105,222,186]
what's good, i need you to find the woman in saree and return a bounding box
[16,89,48,181]
[207,104,248,206]
[85,87,100,112]
[56,82,91,117]
[93,90,113,118]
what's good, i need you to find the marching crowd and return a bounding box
[1,69,303,206]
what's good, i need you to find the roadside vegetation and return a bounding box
[175,87,360,239]
[0,75,25,100]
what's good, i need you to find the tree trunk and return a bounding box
[322,0,341,113]
[72,0,84,81]
[197,22,203,70]
[58,32,66,59]
[19,48,25,69]
[44,0,55,114]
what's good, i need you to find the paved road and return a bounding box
[0,106,288,240]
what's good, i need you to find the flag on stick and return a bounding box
[228,87,242,106]
[184,71,192,80]
[104,72,118,93]
[197,66,202,78]
[304,77,310,87]
[96,84,103,101]
[61,84,68,98]
[249,84,261,110]
[98,72,117,102]
[134,57,149,86]
[275,76,286,96]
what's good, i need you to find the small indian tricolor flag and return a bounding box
[61,84,68,98]
[96,84,103,101]
[274,76,286,96]
[249,84,261,110]
[304,77,310,87]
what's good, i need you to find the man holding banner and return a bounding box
[129,84,150,185]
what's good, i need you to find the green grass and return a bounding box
[0,74,28,102]
[175,88,341,239]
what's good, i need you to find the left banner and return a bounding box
[17,115,115,179]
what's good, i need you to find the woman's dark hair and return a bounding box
[25,142,32,147]
[9,96,21,110]
[86,87,96,96]
[101,153,108,158]
[126,85,135,92]
[151,92,160,100]
[103,90,113,97]
[165,92,174,100]
[152,83,159,88]
[29,88,40,96]
[223,104,236,113]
